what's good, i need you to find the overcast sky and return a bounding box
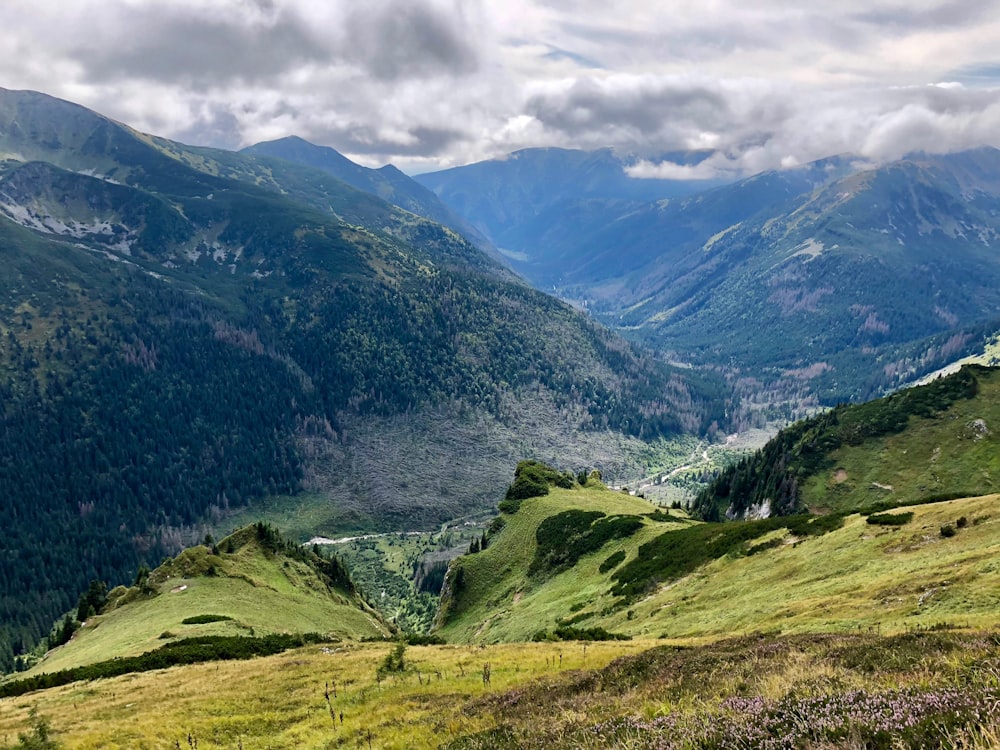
[3,0,1000,176]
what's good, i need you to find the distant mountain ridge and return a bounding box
[423,146,1000,402]
[415,146,726,262]
[241,135,496,253]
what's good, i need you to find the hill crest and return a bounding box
[25,525,389,676]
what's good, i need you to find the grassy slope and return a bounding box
[26,534,388,675]
[0,639,652,750]
[801,368,1000,511]
[617,494,1000,638]
[438,486,1000,643]
[436,486,685,643]
[3,631,1000,749]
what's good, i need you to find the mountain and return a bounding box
[435,460,1000,643]
[21,524,387,676]
[693,364,1000,520]
[241,135,495,252]
[426,148,1000,403]
[414,147,726,262]
[0,87,729,673]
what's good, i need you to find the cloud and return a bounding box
[69,3,330,88]
[523,74,1000,178]
[1,0,1000,173]
[340,0,480,81]
[55,0,479,89]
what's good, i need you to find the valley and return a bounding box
[419,149,1000,404]
[0,88,730,671]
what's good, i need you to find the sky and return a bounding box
[3,0,1000,177]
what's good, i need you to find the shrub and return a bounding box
[599,550,627,574]
[645,510,681,523]
[181,614,234,625]
[0,634,330,699]
[746,538,783,556]
[867,512,914,526]
[504,475,549,502]
[612,514,844,600]
[403,633,446,646]
[532,626,630,642]
[940,524,957,538]
[378,642,407,678]
[498,498,522,514]
[488,516,507,535]
[531,511,644,577]
[503,460,575,503]
[11,708,59,750]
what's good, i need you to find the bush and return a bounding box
[612,514,844,600]
[377,642,407,678]
[403,633,446,646]
[488,516,507,535]
[498,498,522,514]
[940,524,957,538]
[531,511,644,577]
[645,510,681,523]
[10,708,59,750]
[866,512,914,526]
[599,550,627,574]
[0,634,329,699]
[532,626,630,642]
[503,460,575,503]
[504,475,549,502]
[181,614,234,625]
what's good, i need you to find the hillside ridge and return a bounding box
[20,524,388,677]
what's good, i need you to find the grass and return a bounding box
[22,534,388,676]
[604,493,1000,639]
[800,366,1000,513]
[439,483,1000,643]
[0,639,651,750]
[2,631,1000,748]
[436,487,677,642]
[2,483,999,748]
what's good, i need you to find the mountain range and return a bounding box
[419,149,1000,403]
[0,87,726,671]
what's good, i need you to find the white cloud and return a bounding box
[0,0,999,172]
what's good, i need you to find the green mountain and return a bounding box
[20,524,388,677]
[694,364,1000,520]
[424,149,1000,402]
[0,87,728,673]
[436,461,1000,643]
